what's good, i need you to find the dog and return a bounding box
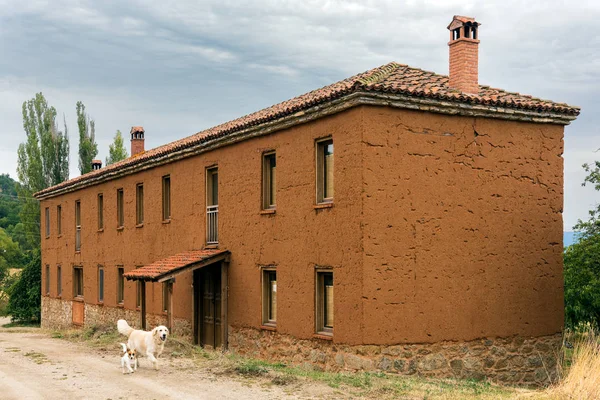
[120,342,137,374]
[117,319,169,370]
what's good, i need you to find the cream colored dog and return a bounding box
[117,319,169,370]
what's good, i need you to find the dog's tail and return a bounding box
[117,319,134,337]
[120,342,127,353]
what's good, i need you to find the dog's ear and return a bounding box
[152,327,158,336]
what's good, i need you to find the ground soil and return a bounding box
[0,317,324,400]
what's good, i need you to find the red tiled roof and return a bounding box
[124,249,229,281]
[34,61,580,199]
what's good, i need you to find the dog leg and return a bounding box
[147,353,159,370]
[134,358,137,371]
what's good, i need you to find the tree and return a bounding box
[106,130,129,165]
[6,249,41,322]
[16,93,70,248]
[76,101,98,175]
[564,160,600,329]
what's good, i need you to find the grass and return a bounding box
[39,322,600,399]
[546,329,600,399]
[223,355,523,399]
[1,320,40,329]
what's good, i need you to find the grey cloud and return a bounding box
[0,0,599,229]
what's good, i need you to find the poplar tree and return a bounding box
[16,93,70,248]
[105,130,129,165]
[76,101,98,174]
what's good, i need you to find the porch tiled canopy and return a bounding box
[123,249,230,333]
[124,249,230,282]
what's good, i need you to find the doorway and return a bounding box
[194,264,222,348]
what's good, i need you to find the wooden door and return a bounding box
[194,265,222,348]
[72,301,84,325]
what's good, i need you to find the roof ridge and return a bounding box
[355,62,401,86]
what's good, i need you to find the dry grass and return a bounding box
[547,330,600,400]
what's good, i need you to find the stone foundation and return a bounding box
[41,297,192,338]
[229,327,562,386]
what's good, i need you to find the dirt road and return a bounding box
[0,319,302,400]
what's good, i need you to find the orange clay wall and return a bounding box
[40,107,365,344]
[360,106,564,344]
[40,105,565,346]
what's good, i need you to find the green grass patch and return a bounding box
[1,320,40,328]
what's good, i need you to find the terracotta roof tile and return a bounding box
[35,61,580,198]
[124,249,229,281]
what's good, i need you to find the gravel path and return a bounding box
[0,319,301,400]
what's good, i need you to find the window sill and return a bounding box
[162,219,171,225]
[205,244,219,249]
[261,324,277,331]
[314,202,334,210]
[135,223,144,228]
[313,332,333,341]
[117,226,124,231]
[57,234,63,238]
[73,297,84,303]
[260,209,276,215]
[57,295,62,299]
[75,251,81,255]
[97,301,104,307]
[117,303,124,308]
[97,228,104,233]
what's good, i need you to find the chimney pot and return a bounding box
[130,126,145,156]
[91,159,102,170]
[447,15,480,94]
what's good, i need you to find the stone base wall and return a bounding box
[41,297,192,339]
[229,327,562,386]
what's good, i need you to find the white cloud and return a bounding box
[0,0,598,229]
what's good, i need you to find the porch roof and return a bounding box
[124,249,230,282]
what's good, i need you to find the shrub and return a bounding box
[6,250,40,322]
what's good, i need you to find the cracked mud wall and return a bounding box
[40,108,365,343]
[360,106,564,344]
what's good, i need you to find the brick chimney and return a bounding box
[130,126,145,157]
[447,15,480,94]
[91,160,102,170]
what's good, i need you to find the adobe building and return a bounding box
[35,16,580,385]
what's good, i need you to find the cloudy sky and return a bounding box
[0,0,598,230]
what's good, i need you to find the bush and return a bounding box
[564,234,600,330]
[6,249,40,322]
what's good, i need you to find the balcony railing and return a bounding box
[75,226,81,251]
[206,205,218,244]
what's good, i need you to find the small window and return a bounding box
[316,138,334,203]
[97,194,104,230]
[162,175,171,221]
[57,205,62,235]
[57,265,62,296]
[98,266,104,303]
[75,201,81,251]
[117,267,124,304]
[262,152,276,209]
[45,264,50,295]
[45,207,50,238]
[117,189,124,228]
[262,269,277,326]
[136,183,144,225]
[316,270,333,335]
[73,266,84,298]
[162,282,169,313]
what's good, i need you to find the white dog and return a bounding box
[117,319,169,370]
[120,342,137,374]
